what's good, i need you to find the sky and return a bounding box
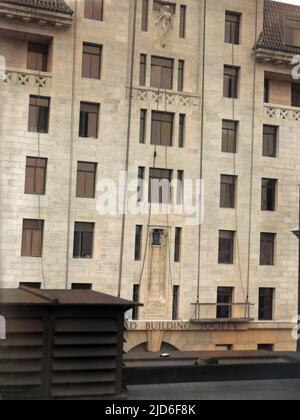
[275,0,300,4]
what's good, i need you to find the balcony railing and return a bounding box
[264,104,300,122]
[190,302,254,324]
[0,67,52,90]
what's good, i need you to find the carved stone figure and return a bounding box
[155,5,174,48]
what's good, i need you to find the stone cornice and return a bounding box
[0,2,73,28]
[254,47,295,66]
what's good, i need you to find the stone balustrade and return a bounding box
[0,67,52,90]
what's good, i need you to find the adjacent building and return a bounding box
[0,0,299,352]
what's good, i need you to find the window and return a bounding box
[141,0,149,31]
[225,12,240,45]
[79,102,99,138]
[261,179,277,212]
[27,42,48,72]
[174,227,182,262]
[140,54,147,86]
[76,162,97,198]
[216,344,233,351]
[292,83,300,107]
[135,225,143,261]
[259,288,274,321]
[263,125,277,158]
[73,222,94,259]
[151,56,174,90]
[151,111,174,146]
[28,96,50,133]
[219,230,234,264]
[137,166,145,202]
[224,66,239,99]
[180,5,186,38]
[19,282,41,289]
[25,157,47,195]
[21,219,44,257]
[172,286,179,320]
[264,78,270,103]
[177,170,184,205]
[132,285,140,320]
[84,0,103,21]
[220,175,236,208]
[179,114,185,147]
[140,109,147,144]
[149,168,172,203]
[258,344,274,351]
[153,1,176,14]
[222,120,237,153]
[82,43,102,79]
[285,18,300,47]
[178,60,185,92]
[260,233,275,266]
[217,287,234,319]
[71,283,92,290]
[152,229,164,246]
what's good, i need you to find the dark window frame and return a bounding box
[76,161,97,199]
[172,285,180,320]
[73,222,95,259]
[222,120,237,153]
[135,225,143,261]
[260,233,276,266]
[225,11,240,45]
[178,60,185,92]
[28,95,50,134]
[140,54,147,86]
[79,102,100,139]
[220,175,236,209]
[141,0,149,31]
[259,288,274,321]
[27,42,48,72]
[151,111,174,147]
[224,65,239,99]
[82,43,102,80]
[263,125,277,158]
[261,178,277,212]
[219,230,235,265]
[151,56,174,90]
[84,0,104,21]
[174,227,182,263]
[25,157,47,195]
[149,168,173,204]
[179,5,187,38]
[21,219,44,258]
[217,287,234,319]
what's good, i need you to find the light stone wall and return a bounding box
[0,0,298,352]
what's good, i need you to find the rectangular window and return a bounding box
[19,282,41,289]
[28,96,50,133]
[261,179,277,212]
[140,109,147,144]
[263,125,277,158]
[259,288,274,321]
[220,175,236,209]
[178,60,185,92]
[292,83,300,107]
[285,18,300,47]
[224,65,239,99]
[21,219,44,258]
[172,286,180,320]
[219,230,234,264]
[217,287,234,319]
[151,111,174,146]
[225,12,240,45]
[257,344,274,351]
[27,42,48,72]
[264,79,270,103]
[179,114,185,147]
[82,43,102,79]
[76,162,97,198]
[79,102,99,138]
[140,54,147,86]
[132,285,140,320]
[179,5,186,38]
[84,0,104,21]
[149,168,172,204]
[137,166,145,203]
[174,227,182,263]
[222,120,237,153]
[153,1,176,14]
[141,0,149,31]
[25,157,47,195]
[71,283,92,290]
[151,56,174,90]
[260,233,275,266]
[73,222,94,259]
[177,170,184,205]
[135,225,143,261]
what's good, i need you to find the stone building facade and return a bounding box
[0,0,299,352]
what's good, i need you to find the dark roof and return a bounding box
[256,0,300,54]
[0,286,138,308]
[0,0,73,15]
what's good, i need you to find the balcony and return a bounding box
[127,86,201,110]
[264,104,300,122]
[190,302,254,324]
[1,67,52,90]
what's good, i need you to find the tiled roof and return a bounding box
[0,0,73,15]
[256,0,300,54]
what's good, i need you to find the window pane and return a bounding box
[259,288,274,321]
[140,54,147,86]
[219,231,234,264]
[180,5,186,38]
[260,233,275,266]
[217,287,233,319]
[141,0,149,31]
[220,175,236,208]
[263,125,277,157]
[174,227,182,262]
[135,225,142,261]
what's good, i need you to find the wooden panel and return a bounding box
[53,346,117,359]
[51,382,116,398]
[52,371,115,384]
[52,358,116,372]
[54,333,117,346]
[0,373,42,387]
[55,318,117,333]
